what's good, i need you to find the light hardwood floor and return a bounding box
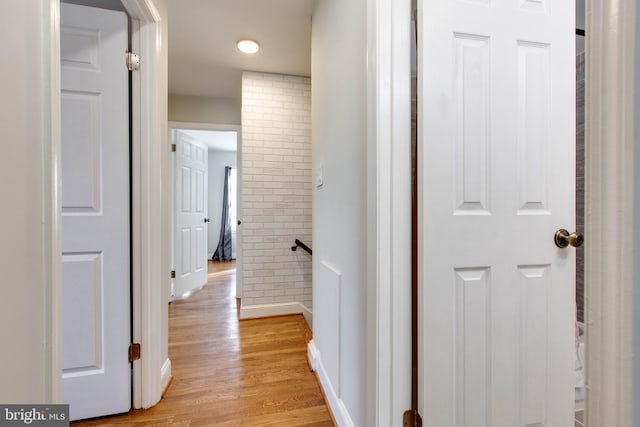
[73,261,334,426]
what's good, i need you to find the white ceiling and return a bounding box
[168,0,315,100]
[178,129,238,151]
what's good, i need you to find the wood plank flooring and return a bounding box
[73,261,333,426]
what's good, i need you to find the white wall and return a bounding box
[0,0,58,403]
[311,0,367,424]
[169,94,240,125]
[240,72,312,321]
[208,149,237,256]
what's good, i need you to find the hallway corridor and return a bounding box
[73,261,333,426]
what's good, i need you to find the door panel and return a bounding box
[174,131,209,296]
[61,3,130,421]
[62,252,103,372]
[418,1,575,425]
[61,92,101,211]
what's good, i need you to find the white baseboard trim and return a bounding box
[240,301,312,326]
[307,338,319,368]
[160,358,172,395]
[302,304,312,329]
[307,340,354,427]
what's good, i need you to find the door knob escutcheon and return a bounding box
[555,229,584,248]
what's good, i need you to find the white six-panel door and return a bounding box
[60,3,130,421]
[418,1,575,426]
[174,131,209,297]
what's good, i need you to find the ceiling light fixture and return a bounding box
[237,39,260,54]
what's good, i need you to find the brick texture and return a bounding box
[241,72,312,310]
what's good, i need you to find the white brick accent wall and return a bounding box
[240,72,312,317]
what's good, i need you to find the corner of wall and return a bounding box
[307,340,356,427]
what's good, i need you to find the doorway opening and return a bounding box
[169,123,242,303]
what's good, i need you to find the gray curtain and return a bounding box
[212,166,232,261]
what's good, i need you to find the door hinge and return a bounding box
[171,270,176,279]
[126,51,140,71]
[129,343,141,362]
[403,409,422,427]
[171,143,177,152]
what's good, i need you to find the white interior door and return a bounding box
[174,131,209,297]
[60,3,130,421]
[418,1,575,426]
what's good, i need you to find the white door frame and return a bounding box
[366,0,412,425]
[46,0,64,404]
[365,0,638,425]
[122,0,170,409]
[47,0,168,410]
[168,121,243,300]
[584,0,636,425]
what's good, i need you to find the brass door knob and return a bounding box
[555,229,584,248]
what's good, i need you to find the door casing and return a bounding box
[365,0,412,425]
[122,0,170,409]
[584,0,636,424]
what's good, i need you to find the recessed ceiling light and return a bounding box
[237,39,260,54]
